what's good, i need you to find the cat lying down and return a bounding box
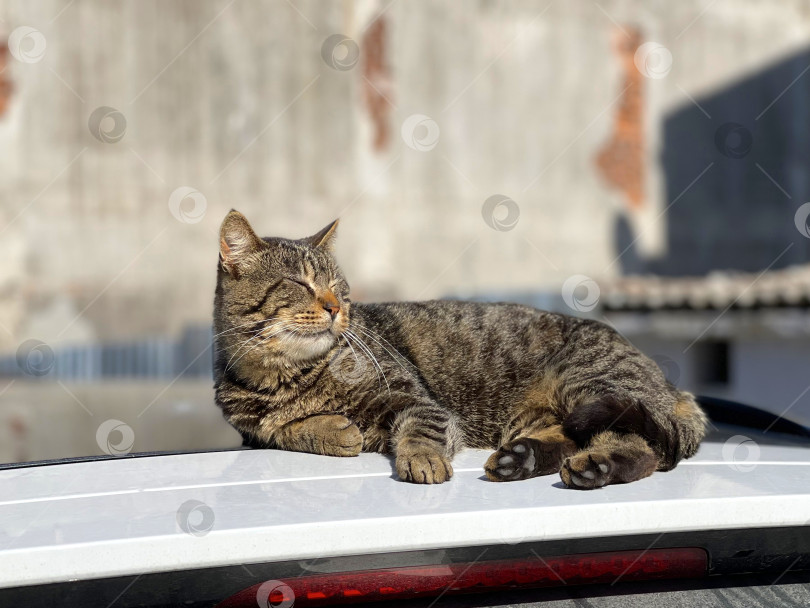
[213,211,707,487]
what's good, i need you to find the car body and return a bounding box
[1,398,809,607]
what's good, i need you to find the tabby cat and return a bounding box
[213,210,707,487]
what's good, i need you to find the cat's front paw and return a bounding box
[316,415,363,457]
[560,452,612,489]
[395,445,453,484]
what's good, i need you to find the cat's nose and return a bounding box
[323,302,340,319]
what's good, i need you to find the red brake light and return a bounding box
[217,547,707,607]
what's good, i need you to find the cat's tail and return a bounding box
[669,390,708,464]
[561,391,707,471]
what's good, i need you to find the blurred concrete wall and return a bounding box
[0,0,809,349]
[0,381,241,463]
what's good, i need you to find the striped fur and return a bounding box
[214,211,707,486]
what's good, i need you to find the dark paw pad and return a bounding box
[560,452,612,490]
[486,434,579,482]
[484,438,544,481]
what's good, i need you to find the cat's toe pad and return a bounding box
[560,453,612,490]
[484,439,538,481]
[486,433,580,482]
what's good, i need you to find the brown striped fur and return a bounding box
[213,211,707,487]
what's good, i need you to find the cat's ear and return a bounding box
[219,210,266,276]
[305,219,339,251]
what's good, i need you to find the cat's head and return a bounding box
[214,210,351,368]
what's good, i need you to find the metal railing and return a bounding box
[0,326,214,382]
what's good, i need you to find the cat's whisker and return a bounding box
[224,336,259,371]
[214,316,278,340]
[343,333,385,390]
[344,332,382,391]
[343,334,385,391]
[216,319,285,359]
[225,328,288,373]
[351,325,410,373]
[341,332,374,383]
[346,330,390,394]
[341,335,362,370]
[225,321,292,372]
[339,333,370,382]
[224,320,288,364]
[225,333,272,373]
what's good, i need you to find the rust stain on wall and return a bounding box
[362,17,393,152]
[9,413,29,463]
[0,46,13,117]
[595,27,645,210]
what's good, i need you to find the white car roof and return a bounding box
[1,426,810,589]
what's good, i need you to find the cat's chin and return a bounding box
[278,330,338,362]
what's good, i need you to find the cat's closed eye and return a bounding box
[285,277,314,294]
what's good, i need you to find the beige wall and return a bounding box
[1,0,809,349]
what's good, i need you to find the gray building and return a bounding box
[602,265,810,429]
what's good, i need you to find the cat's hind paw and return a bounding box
[485,437,575,482]
[560,452,612,489]
[484,439,540,481]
